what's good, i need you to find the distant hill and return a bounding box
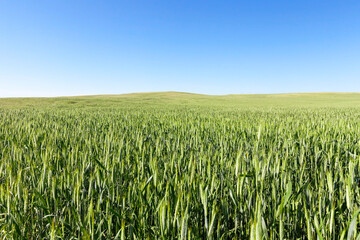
[1,91,360,109]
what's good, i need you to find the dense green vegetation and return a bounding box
[1,92,360,239]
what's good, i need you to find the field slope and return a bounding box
[2,91,360,108]
[1,92,360,239]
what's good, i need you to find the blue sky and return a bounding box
[1,1,360,97]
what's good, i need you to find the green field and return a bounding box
[2,92,360,239]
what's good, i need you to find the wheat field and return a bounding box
[1,92,360,239]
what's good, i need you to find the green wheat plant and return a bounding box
[1,92,360,239]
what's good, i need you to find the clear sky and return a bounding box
[1,1,360,97]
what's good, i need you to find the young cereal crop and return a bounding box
[1,93,360,239]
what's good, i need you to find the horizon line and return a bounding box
[1,91,360,99]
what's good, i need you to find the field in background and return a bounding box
[1,92,360,239]
[2,91,360,109]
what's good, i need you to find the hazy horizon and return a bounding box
[2,91,360,99]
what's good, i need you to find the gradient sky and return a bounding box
[1,1,360,97]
